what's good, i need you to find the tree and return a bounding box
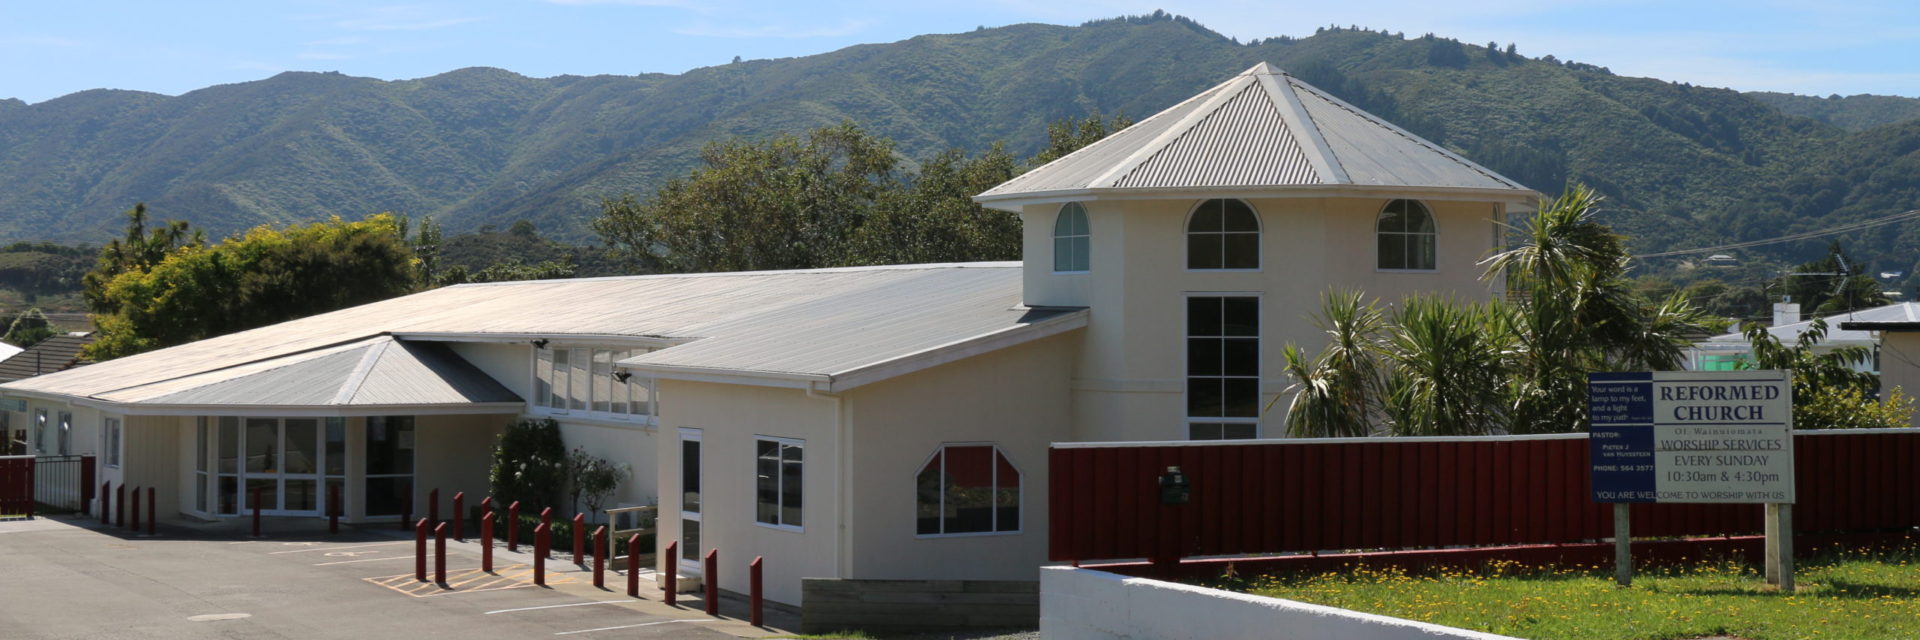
[82,203,202,315]
[1773,242,1887,316]
[1744,318,1915,429]
[2,308,55,348]
[84,214,418,360]
[1279,290,1386,437]
[1379,296,1511,435]
[851,144,1022,265]
[490,418,567,510]
[1027,114,1135,167]
[566,447,628,524]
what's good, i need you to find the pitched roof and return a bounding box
[975,63,1532,205]
[1,263,1086,406]
[0,333,94,383]
[91,336,520,409]
[1702,301,1920,347]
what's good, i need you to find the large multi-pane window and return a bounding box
[916,444,1020,536]
[755,437,803,529]
[1187,199,1261,270]
[32,409,46,454]
[1053,202,1091,273]
[217,416,240,514]
[56,411,71,455]
[194,418,208,513]
[679,428,701,566]
[534,346,655,419]
[1187,296,1260,440]
[1377,199,1437,270]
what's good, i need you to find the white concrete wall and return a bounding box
[413,414,512,522]
[842,332,1077,582]
[1040,566,1517,640]
[654,380,840,606]
[556,420,656,517]
[1019,196,1503,442]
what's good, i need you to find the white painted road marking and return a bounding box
[314,555,418,566]
[485,600,628,615]
[187,613,252,622]
[554,620,721,635]
[271,541,410,554]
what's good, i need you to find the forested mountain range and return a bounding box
[2,14,1918,288]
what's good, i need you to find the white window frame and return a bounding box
[103,417,122,468]
[677,428,702,572]
[1376,199,1439,272]
[753,435,804,532]
[529,344,657,425]
[1184,198,1263,272]
[1052,202,1091,274]
[1183,292,1263,440]
[915,442,1023,538]
[56,410,71,455]
[32,408,47,454]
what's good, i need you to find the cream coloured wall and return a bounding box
[557,420,656,515]
[413,414,512,522]
[1882,333,1920,428]
[654,380,839,606]
[841,332,1077,582]
[1020,196,1504,442]
[448,342,533,395]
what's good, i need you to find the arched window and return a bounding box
[916,444,1020,535]
[1053,202,1090,272]
[1187,199,1260,270]
[1377,199,1436,270]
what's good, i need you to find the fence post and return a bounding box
[129,486,141,532]
[23,459,32,520]
[750,556,764,627]
[434,522,448,585]
[572,513,586,565]
[540,507,553,559]
[452,492,464,542]
[116,483,125,527]
[329,484,340,535]
[507,501,521,552]
[80,456,94,516]
[146,486,156,536]
[703,549,718,616]
[481,512,495,573]
[664,541,678,606]
[428,488,439,525]
[626,533,640,597]
[592,526,607,588]
[534,524,549,586]
[100,481,110,522]
[251,488,262,538]
[415,518,428,582]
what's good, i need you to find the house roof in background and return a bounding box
[0,333,94,383]
[1,263,1084,405]
[1703,301,1920,346]
[975,63,1534,205]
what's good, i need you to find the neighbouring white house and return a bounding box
[1839,316,1920,428]
[0,63,1536,606]
[1689,301,1920,373]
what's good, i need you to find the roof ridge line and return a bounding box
[78,334,387,400]
[333,337,391,405]
[1262,71,1347,184]
[1286,78,1523,190]
[1085,74,1255,190]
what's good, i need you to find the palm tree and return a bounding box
[1279,290,1386,437]
[1379,296,1511,436]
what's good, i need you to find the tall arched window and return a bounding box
[1053,202,1090,272]
[1187,199,1260,270]
[1377,199,1436,270]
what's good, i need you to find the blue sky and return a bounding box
[3,1,1916,104]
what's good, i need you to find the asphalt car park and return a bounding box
[0,514,784,639]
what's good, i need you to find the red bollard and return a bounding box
[533,524,549,586]
[750,556,764,627]
[703,549,718,616]
[251,488,263,538]
[116,484,125,527]
[100,481,109,521]
[507,501,521,552]
[129,486,140,532]
[146,487,156,536]
[414,518,428,582]
[452,492,464,542]
[328,485,340,535]
[626,533,641,597]
[428,488,439,525]
[664,541,678,607]
[434,522,448,585]
[539,507,553,559]
[481,512,496,573]
[572,513,586,565]
[592,526,606,588]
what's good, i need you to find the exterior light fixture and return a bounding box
[613,371,632,383]
[531,338,549,349]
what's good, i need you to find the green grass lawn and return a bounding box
[1234,548,1920,640]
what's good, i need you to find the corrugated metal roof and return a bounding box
[94,336,520,407]
[976,62,1530,201]
[0,333,94,383]
[1703,301,1920,346]
[3,263,1080,403]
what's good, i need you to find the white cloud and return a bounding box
[673,19,874,39]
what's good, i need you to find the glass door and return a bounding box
[245,418,280,512]
[237,417,324,516]
[679,428,701,572]
[281,419,320,514]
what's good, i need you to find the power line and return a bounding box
[1634,208,1920,259]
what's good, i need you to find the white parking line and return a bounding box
[554,619,720,635]
[271,541,411,554]
[485,600,628,615]
[314,555,418,566]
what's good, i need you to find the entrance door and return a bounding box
[242,418,322,516]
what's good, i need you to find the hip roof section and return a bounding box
[976,62,1531,204]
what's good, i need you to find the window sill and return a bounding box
[1375,268,1439,273]
[915,530,1022,539]
[1184,268,1263,273]
[528,410,657,430]
[1051,270,1089,276]
[754,522,803,534]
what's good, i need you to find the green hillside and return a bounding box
[2,14,1918,286]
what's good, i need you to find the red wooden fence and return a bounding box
[1049,430,1920,563]
[1,455,32,518]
